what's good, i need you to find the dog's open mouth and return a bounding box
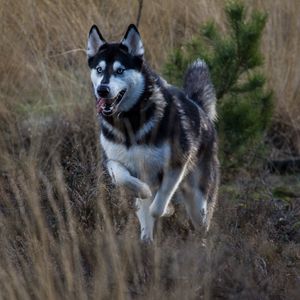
[96,89,126,116]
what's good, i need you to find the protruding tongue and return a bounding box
[96,98,114,115]
[96,98,105,114]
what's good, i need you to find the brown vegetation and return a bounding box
[0,0,299,299]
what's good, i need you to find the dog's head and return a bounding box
[87,24,145,116]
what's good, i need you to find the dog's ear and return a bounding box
[87,25,106,58]
[121,24,144,57]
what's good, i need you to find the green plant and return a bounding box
[163,1,273,165]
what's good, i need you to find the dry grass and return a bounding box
[1,110,299,299]
[0,0,300,299]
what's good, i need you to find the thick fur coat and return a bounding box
[87,24,219,241]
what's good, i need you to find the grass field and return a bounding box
[0,0,299,299]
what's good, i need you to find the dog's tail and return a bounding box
[183,59,217,122]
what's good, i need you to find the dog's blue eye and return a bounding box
[116,68,124,75]
[96,67,103,74]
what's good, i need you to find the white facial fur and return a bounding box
[90,61,106,97]
[113,61,124,71]
[115,69,145,112]
[90,60,145,112]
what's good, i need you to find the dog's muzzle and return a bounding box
[96,89,127,116]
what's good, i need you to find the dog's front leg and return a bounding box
[106,160,152,199]
[136,198,155,242]
[150,166,187,218]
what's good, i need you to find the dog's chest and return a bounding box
[101,134,170,180]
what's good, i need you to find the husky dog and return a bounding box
[87,24,219,241]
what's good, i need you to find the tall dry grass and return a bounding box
[0,0,300,299]
[1,110,299,299]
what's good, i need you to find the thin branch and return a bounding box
[136,0,144,28]
[267,157,300,174]
[49,48,86,58]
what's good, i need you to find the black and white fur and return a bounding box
[87,24,219,241]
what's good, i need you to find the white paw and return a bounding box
[140,227,153,242]
[140,234,153,243]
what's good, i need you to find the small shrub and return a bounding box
[163,1,273,166]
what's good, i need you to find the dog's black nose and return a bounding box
[97,85,110,98]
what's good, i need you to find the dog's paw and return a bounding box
[140,235,153,244]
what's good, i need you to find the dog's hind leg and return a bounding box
[182,181,207,230]
[107,160,152,199]
[183,149,219,232]
[199,148,219,232]
[136,198,155,241]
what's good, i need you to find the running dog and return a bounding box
[87,24,219,241]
